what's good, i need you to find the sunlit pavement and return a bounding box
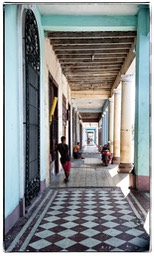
[4,144,150,252]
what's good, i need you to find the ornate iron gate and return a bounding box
[24,9,40,207]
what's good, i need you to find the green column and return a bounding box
[135,6,150,190]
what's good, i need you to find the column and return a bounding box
[76,111,79,142]
[75,110,78,143]
[102,114,105,146]
[106,106,109,143]
[103,111,107,144]
[109,97,114,156]
[135,6,150,191]
[119,74,133,172]
[113,88,121,164]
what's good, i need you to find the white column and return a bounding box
[76,111,79,142]
[119,74,134,172]
[106,106,109,143]
[102,112,105,146]
[113,88,121,164]
[109,96,114,156]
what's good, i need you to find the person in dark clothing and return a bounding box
[57,136,71,183]
[73,142,84,159]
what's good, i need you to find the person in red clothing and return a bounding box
[73,142,84,159]
[57,136,71,183]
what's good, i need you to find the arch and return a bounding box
[17,6,41,210]
[24,9,41,207]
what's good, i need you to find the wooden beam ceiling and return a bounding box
[47,31,136,121]
[48,31,136,91]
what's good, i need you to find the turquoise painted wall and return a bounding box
[135,6,150,176]
[41,14,137,31]
[5,4,20,217]
[5,5,46,219]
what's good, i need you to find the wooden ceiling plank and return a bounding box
[69,82,115,84]
[55,49,129,55]
[71,88,111,91]
[63,69,120,74]
[59,59,124,63]
[57,54,127,59]
[72,87,111,90]
[68,81,115,85]
[71,86,112,90]
[48,31,136,39]
[69,75,118,78]
[66,72,118,76]
[50,38,134,45]
[70,82,112,85]
[69,77,115,80]
[53,44,132,50]
[68,76,116,80]
[71,87,112,91]
[62,63,122,67]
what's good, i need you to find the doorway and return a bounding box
[49,75,59,174]
[24,9,40,207]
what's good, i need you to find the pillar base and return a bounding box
[136,175,150,192]
[112,157,120,164]
[118,163,133,173]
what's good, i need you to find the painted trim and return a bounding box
[136,175,150,192]
[17,4,26,203]
[5,204,20,235]
[5,179,46,235]
[41,14,137,31]
[40,180,46,193]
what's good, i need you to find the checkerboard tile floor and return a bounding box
[14,188,149,252]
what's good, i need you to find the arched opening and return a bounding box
[24,9,41,207]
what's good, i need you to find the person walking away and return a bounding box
[73,142,84,159]
[57,136,71,183]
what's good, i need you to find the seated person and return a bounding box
[73,142,84,159]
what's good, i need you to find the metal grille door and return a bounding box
[50,116,58,161]
[25,10,40,207]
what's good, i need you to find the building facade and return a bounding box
[4,3,150,234]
